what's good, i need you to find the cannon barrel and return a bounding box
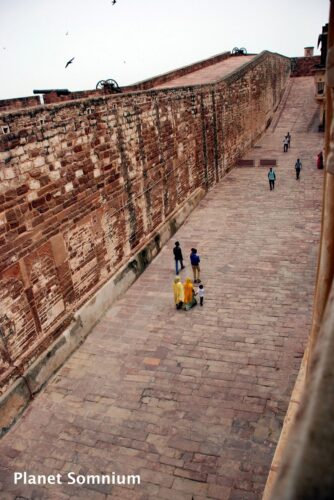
[33,89,70,96]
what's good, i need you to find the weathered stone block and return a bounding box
[1,168,16,180]
[28,179,40,190]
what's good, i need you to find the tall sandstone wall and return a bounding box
[0,51,290,395]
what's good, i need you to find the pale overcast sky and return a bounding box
[0,0,329,100]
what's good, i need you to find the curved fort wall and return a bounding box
[0,51,290,428]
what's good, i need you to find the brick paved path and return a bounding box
[0,77,324,500]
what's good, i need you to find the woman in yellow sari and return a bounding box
[173,276,184,309]
[183,277,197,310]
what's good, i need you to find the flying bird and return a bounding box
[65,31,69,36]
[65,57,74,68]
[112,0,116,4]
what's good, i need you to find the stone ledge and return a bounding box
[0,378,31,436]
[0,187,205,437]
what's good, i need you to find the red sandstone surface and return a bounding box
[0,77,324,499]
[0,51,289,397]
[151,55,255,88]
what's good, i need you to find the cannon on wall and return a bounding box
[33,89,70,96]
[96,79,121,93]
[231,47,247,55]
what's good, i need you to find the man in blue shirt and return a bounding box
[190,248,201,283]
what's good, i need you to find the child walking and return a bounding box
[190,248,201,283]
[197,284,205,306]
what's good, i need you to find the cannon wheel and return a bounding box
[96,80,106,90]
[232,47,240,54]
[105,79,119,88]
[240,47,247,54]
[105,79,121,92]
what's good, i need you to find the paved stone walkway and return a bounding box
[151,56,254,88]
[0,77,324,500]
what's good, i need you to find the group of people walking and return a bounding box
[173,243,205,310]
[268,158,303,189]
[172,133,324,308]
[267,131,324,190]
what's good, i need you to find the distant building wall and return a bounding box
[290,55,321,76]
[0,50,290,398]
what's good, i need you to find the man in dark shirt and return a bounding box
[190,248,201,283]
[295,158,302,180]
[173,241,185,275]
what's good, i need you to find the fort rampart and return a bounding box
[0,50,290,432]
[290,55,321,77]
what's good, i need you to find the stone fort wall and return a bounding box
[0,96,41,113]
[0,51,290,399]
[290,55,321,77]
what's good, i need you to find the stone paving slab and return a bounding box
[0,76,324,499]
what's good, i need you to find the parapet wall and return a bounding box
[0,51,290,405]
[0,53,232,112]
[290,55,321,76]
[0,96,41,113]
[123,51,232,91]
[42,89,103,105]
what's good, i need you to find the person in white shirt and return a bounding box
[197,284,205,306]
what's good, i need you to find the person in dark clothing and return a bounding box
[173,241,185,275]
[317,151,324,169]
[190,248,201,283]
[287,131,291,148]
[295,158,302,180]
